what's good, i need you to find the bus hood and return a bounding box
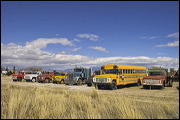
[94,74,116,78]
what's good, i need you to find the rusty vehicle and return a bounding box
[65,66,92,85]
[170,68,179,82]
[52,72,68,84]
[12,71,32,82]
[24,71,42,82]
[142,68,173,89]
[37,71,57,83]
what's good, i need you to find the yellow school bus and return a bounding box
[93,64,147,90]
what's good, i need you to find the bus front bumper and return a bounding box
[94,83,111,86]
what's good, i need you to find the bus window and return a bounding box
[104,69,118,74]
[128,69,131,74]
[119,69,122,74]
[123,69,126,74]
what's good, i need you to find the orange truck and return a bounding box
[142,68,173,89]
[37,71,57,83]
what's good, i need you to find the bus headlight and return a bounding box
[93,77,111,83]
[107,78,111,82]
[93,77,96,82]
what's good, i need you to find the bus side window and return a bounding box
[119,69,122,74]
[123,69,126,74]
[128,69,131,74]
[130,69,132,74]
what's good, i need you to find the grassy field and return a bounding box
[1,76,179,119]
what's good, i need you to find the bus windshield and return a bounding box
[104,69,118,74]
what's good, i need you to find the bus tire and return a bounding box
[110,81,117,90]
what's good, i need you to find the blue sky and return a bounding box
[1,1,179,71]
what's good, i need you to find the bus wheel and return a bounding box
[110,81,117,90]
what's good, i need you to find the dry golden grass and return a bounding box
[1,82,179,119]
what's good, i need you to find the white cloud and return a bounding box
[73,38,81,42]
[84,56,179,69]
[167,32,179,38]
[1,42,179,70]
[25,38,75,49]
[1,43,90,70]
[156,53,167,55]
[77,34,99,41]
[70,47,81,51]
[140,36,159,40]
[156,41,179,47]
[89,46,108,53]
[57,51,69,55]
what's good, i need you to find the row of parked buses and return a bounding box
[12,64,175,90]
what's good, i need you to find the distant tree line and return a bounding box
[1,66,43,73]
[19,67,43,72]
